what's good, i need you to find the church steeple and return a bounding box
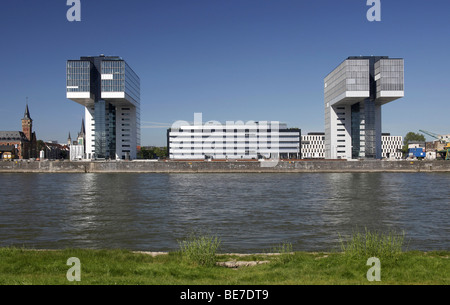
[77,118,85,146]
[23,98,32,120]
[80,118,85,135]
[22,99,33,142]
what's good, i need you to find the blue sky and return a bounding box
[0,0,449,146]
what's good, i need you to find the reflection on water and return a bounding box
[0,173,448,252]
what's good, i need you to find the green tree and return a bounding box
[138,147,168,159]
[404,132,426,146]
[154,147,168,159]
[138,147,152,159]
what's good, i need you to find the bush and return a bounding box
[178,233,221,267]
[339,228,406,259]
[271,242,294,264]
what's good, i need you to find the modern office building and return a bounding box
[66,55,141,160]
[381,133,403,159]
[301,132,325,159]
[324,56,404,159]
[168,121,301,160]
[301,131,404,160]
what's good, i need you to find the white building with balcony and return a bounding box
[168,117,301,160]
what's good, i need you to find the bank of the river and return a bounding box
[1,160,450,173]
[0,248,448,285]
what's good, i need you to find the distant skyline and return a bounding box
[1,1,449,146]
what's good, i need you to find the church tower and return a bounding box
[22,103,33,142]
[77,118,85,146]
[20,100,37,159]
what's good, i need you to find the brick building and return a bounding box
[0,105,37,160]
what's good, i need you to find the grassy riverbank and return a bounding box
[0,247,448,285]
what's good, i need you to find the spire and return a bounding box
[23,98,31,120]
[80,118,85,135]
[68,132,72,140]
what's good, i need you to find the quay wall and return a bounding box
[0,160,450,173]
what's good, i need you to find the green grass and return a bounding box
[178,233,221,267]
[0,247,448,285]
[270,242,295,264]
[339,228,406,259]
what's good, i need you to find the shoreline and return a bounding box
[0,160,450,173]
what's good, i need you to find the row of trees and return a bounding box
[138,146,168,160]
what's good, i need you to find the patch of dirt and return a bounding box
[216,261,270,269]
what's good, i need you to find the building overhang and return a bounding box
[67,92,95,107]
[376,91,404,105]
[329,91,370,106]
[101,92,138,107]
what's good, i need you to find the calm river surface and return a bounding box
[0,173,448,252]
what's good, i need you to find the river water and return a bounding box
[0,173,448,252]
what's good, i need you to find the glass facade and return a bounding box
[125,62,141,147]
[66,61,91,93]
[324,60,369,106]
[101,60,125,93]
[125,62,141,104]
[375,59,404,93]
[93,101,117,159]
[351,103,361,159]
[346,60,370,92]
[351,99,377,159]
[94,100,107,159]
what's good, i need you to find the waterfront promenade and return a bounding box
[1,160,449,173]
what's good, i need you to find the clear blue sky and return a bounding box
[0,0,449,145]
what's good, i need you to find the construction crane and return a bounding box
[419,130,449,144]
[445,143,450,161]
[418,130,450,160]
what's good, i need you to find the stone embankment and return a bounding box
[0,159,449,173]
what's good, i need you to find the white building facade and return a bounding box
[168,118,301,160]
[301,133,325,159]
[301,132,403,160]
[381,134,403,159]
